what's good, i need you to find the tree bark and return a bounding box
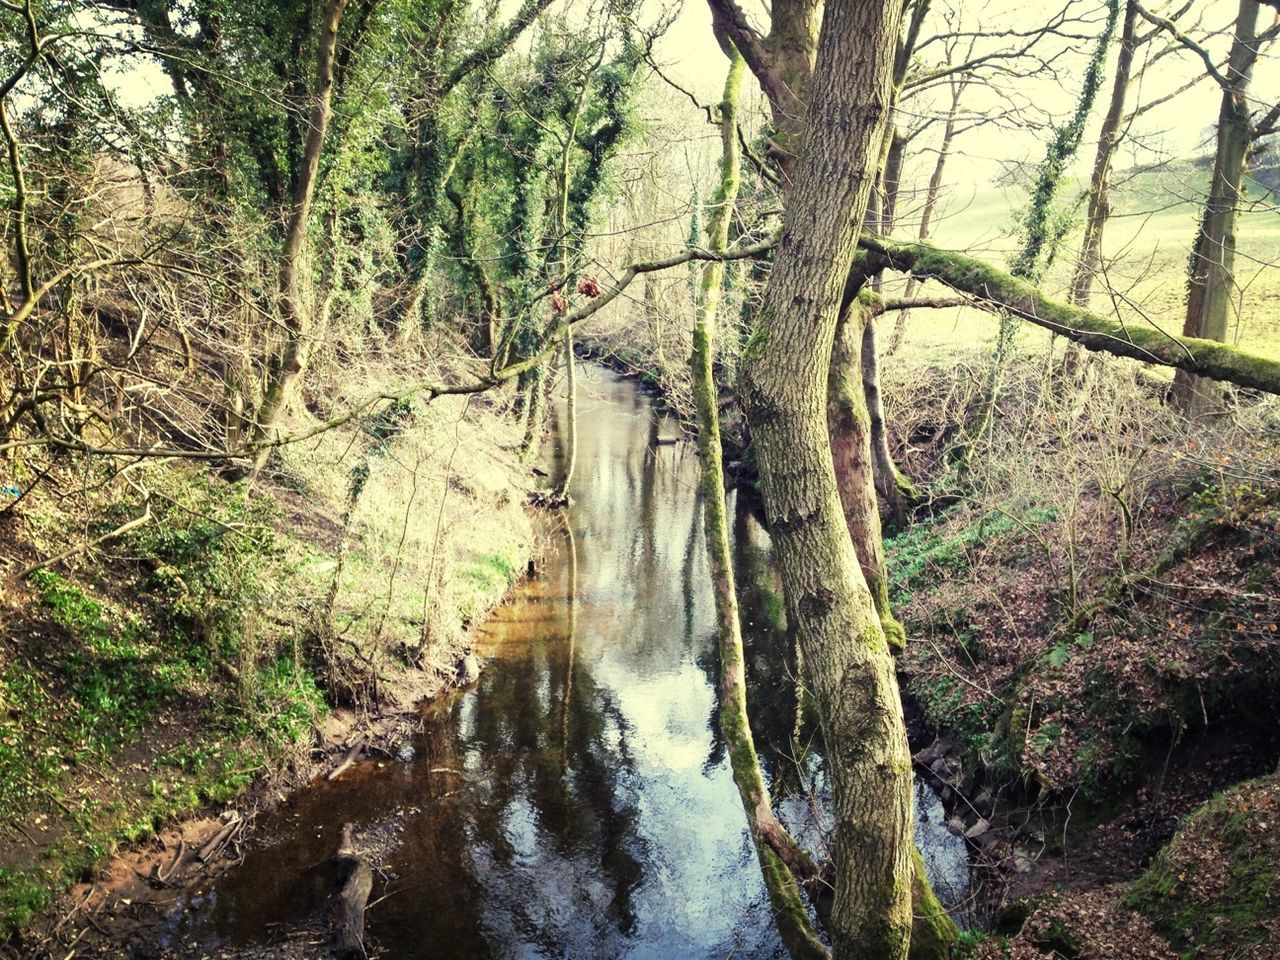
[740,0,913,956]
[828,307,906,654]
[547,57,595,502]
[706,0,821,190]
[854,0,930,527]
[555,326,578,499]
[1070,0,1140,308]
[251,0,351,465]
[1171,0,1263,413]
[862,317,916,528]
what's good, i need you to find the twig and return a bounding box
[12,492,152,580]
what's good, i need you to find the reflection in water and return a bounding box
[168,366,969,958]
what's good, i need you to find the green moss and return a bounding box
[757,578,787,632]
[755,845,829,960]
[909,846,959,960]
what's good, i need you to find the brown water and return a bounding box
[164,366,968,958]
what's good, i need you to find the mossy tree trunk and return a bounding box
[738,0,916,955]
[828,305,905,654]
[691,45,829,960]
[1171,0,1264,414]
[862,317,916,529]
[859,234,1280,395]
[854,1,928,526]
[250,0,351,467]
[548,55,598,502]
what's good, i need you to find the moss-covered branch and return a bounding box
[860,234,1280,396]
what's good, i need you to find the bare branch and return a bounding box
[1133,1,1234,90]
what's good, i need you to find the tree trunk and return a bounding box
[707,0,820,191]
[1171,0,1262,414]
[553,327,577,499]
[828,306,904,653]
[691,47,829,959]
[852,0,933,520]
[251,0,350,467]
[1070,0,1139,308]
[740,0,913,956]
[862,316,915,528]
[548,64,593,502]
[332,823,373,960]
[1063,0,1140,378]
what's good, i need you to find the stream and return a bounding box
[163,366,970,958]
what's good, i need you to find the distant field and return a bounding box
[892,162,1280,364]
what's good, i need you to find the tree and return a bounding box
[1158,0,1280,412]
[688,42,828,959]
[962,0,1121,468]
[1070,0,1142,309]
[734,0,917,953]
[249,0,352,466]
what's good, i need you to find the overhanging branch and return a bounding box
[860,234,1280,396]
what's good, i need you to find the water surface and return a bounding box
[172,366,968,958]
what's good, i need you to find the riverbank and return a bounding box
[885,356,1280,957]
[0,371,537,955]
[25,364,969,960]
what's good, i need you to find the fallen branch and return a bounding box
[12,494,152,580]
[157,840,186,884]
[196,812,242,863]
[327,739,366,782]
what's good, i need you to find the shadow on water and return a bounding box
[166,366,970,958]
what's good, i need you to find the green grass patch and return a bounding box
[886,506,1058,605]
